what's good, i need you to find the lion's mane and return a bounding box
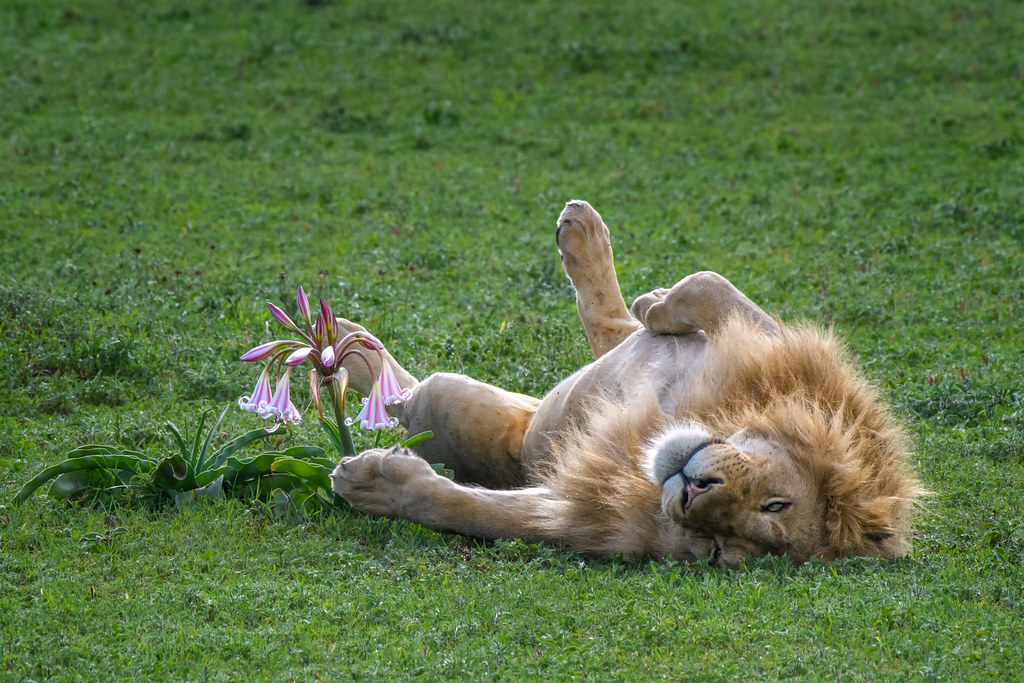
[536,315,924,562]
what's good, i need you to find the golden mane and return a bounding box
[536,315,924,562]
[533,390,674,557]
[685,315,925,559]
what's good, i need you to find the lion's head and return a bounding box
[643,318,924,568]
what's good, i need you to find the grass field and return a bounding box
[2,0,1023,679]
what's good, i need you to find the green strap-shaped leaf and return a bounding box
[190,410,208,466]
[195,466,228,488]
[165,420,191,461]
[239,472,305,498]
[277,446,327,460]
[49,469,132,501]
[401,430,434,449]
[205,425,277,470]
[308,457,339,469]
[270,457,332,491]
[275,446,335,469]
[430,462,455,479]
[223,452,280,489]
[12,454,151,504]
[65,444,147,459]
[194,405,229,474]
[151,453,194,492]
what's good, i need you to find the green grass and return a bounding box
[2,0,1022,679]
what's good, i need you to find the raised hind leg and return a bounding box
[556,200,642,359]
[629,271,780,337]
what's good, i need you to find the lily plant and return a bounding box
[237,285,411,457]
[11,287,433,515]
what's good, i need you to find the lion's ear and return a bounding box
[824,496,909,559]
[864,531,909,558]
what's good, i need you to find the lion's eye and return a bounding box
[761,501,791,513]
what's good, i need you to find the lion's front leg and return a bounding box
[556,200,642,359]
[331,447,567,542]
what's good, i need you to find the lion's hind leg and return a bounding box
[399,373,541,489]
[556,200,641,359]
[630,271,780,337]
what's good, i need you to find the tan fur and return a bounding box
[331,200,923,567]
[531,391,680,557]
[525,315,923,564]
[688,317,924,559]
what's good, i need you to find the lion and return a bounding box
[331,200,923,567]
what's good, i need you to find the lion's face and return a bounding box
[646,423,826,568]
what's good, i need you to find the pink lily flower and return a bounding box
[285,399,302,424]
[240,286,413,436]
[238,364,274,414]
[378,362,411,404]
[346,381,398,430]
[319,298,339,344]
[240,340,292,362]
[268,302,299,332]
[264,368,301,424]
[296,285,312,327]
[312,312,326,344]
[285,346,313,366]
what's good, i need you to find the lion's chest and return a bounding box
[521,330,708,466]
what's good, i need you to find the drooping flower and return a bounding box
[264,368,301,424]
[378,362,411,404]
[238,364,274,414]
[285,399,302,424]
[346,381,398,430]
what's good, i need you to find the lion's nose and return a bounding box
[681,475,723,511]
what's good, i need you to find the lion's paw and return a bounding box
[330,447,435,517]
[556,199,614,280]
[630,287,697,335]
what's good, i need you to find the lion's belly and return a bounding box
[520,330,708,468]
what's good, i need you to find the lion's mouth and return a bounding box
[669,440,724,513]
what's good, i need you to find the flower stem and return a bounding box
[326,380,356,457]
